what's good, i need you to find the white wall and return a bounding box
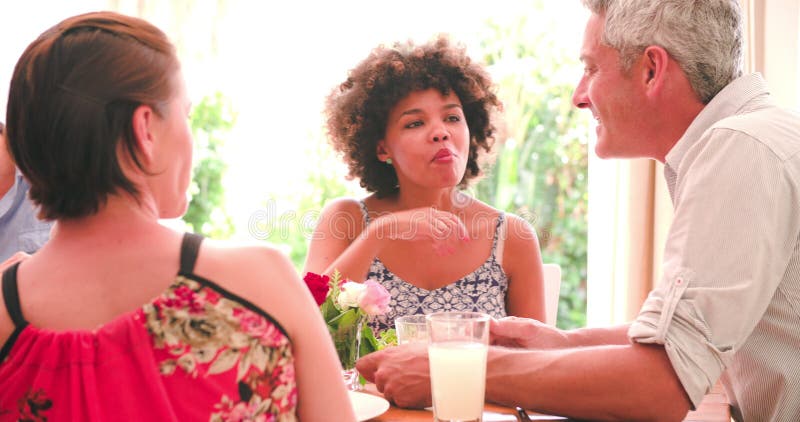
[750,0,800,108]
[1,2,109,121]
[763,0,800,108]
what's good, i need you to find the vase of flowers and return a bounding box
[303,270,392,391]
[331,312,364,389]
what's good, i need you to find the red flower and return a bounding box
[303,272,331,306]
[163,285,204,313]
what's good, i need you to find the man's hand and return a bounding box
[356,342,432,408]
[0,251,30,273]
[490,316,568,349]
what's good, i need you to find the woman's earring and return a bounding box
[386,158,393,165]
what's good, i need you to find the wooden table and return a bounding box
[362,382,730,421]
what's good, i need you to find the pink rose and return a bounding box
[358,280,391,316]
[235,308,269,338]
[303,272,330,306]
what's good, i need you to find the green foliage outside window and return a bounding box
[183,92,236,239]
[253,140,353,268]
[473,7,591,328]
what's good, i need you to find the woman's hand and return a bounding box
[304,199,470,285]
[373,207,469,256]
[490,316,568,350]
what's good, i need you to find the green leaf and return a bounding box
[360,324,379,356]
[320,298,338,322]
[329,308,358,328]
[182,92,236,239]
[376,329,397,350]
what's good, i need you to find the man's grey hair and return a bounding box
[581,0,744,104]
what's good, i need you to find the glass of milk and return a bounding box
[426,312,490,422]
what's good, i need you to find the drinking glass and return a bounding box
[426,312,490,422]
[395,314,429,344]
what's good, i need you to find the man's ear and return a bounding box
[641,45,670,97]
[131,104,156,166]
[376,140,390,162]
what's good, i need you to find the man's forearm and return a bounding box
[563,323,631,347]
[485,343,691,421]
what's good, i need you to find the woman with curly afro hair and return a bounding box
[304,35,546,333]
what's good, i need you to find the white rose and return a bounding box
[337,281,366,310]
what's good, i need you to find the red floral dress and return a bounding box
[0,233,298,421]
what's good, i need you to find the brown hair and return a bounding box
[5,11,179,219]
[325,35,502,197]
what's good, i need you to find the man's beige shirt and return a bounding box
[629,73,800,421]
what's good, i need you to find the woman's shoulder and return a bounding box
[462,199,537,240]
[503,212,536,231]
[498,211,541,271]
[502,212,538,246]
[196,238,296,281]
[319,196,367,219]
[193,238,311,333]
[461,196,501,221]
[191,239,301,307]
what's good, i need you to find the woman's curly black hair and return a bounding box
[325,35,502,197]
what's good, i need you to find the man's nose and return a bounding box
[572,76,590,109]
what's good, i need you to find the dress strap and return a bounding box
[493,213,507,266]
[358,200,371,224]
[2,262,28,328]
[179,232,205,274]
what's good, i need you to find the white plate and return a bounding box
[349,391,390,421]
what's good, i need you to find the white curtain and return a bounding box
[586,154,673,326]
[744,0,800,109]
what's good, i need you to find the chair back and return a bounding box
[542,263,562,326]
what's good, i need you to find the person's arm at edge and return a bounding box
[502,214,545,322]
[491,317,631,349]
[0,253,31,345]
[0,252,30,273]
[486,343,691,421]
[256,247,357,420]
[357,324,639,411]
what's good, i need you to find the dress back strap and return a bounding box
[493,213,507,266]
[179,232,205,274]
[2,262,28,328]
[358,200,371,224]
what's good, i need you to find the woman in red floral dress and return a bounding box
[0,11,354,421]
